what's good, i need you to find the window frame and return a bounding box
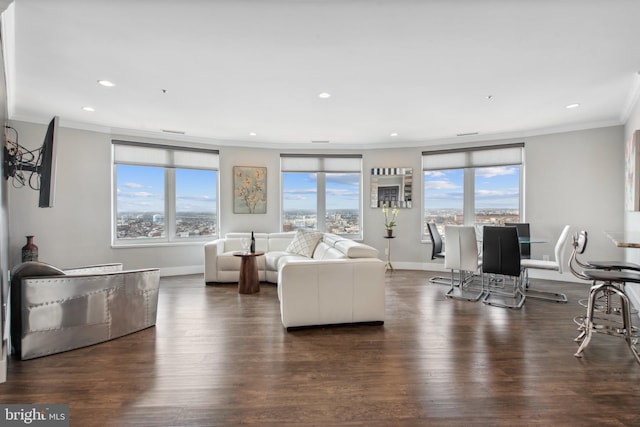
[422,143,524,240]
[280,154,363,239]
[112,140,219,247]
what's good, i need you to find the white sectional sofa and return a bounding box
[204,231,385,330]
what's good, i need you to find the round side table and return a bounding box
[233,251,265,294]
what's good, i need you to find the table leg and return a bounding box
[385,238,394,272]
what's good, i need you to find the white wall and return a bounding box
[624,88,640,307]
[7,122,206,276]
[625,94,640,241]
[524,126,625,276]
[7,120,625,283]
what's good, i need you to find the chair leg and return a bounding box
[574,281,602,358]
[523,268,568,303]
[445,269,484,301]
[616,287,640,364]
[574,281,640,364]
[430,275,454,286]
[482,273,525,309]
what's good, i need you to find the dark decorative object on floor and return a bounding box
[21,235,38,262]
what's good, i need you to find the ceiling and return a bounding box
[4,0,640,149]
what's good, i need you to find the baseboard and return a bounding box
[389,261,586,285]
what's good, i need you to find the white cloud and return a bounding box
[424,180,460,190]
[476,166,517,178]
[124,182,145,189]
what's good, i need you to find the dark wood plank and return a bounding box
[1,271,639,426]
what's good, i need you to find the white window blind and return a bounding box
[280,154,362,172]
[422,143,524,170]
[113,140,219,169]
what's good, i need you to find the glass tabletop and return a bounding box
[604,231,640,248]
[519,237,548,244]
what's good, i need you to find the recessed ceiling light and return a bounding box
[390,132,398,137]
[566,103,580,109]
[249,132,257,136]
[486,95,494,100]
[97,80,115,87]
[317,92,331,99]
[82,106,95,112]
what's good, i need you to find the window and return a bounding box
[422,144,523,237]
[112,141,219,245]
[424,168,464,231]
[281,154,362,237]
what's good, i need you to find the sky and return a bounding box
[116,165,217,213]
[282,172,360,211]
[424,165,520,210]
[117,165,516,214]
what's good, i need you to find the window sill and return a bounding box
[112,239,215,249]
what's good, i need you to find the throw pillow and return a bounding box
[285,230,323,258]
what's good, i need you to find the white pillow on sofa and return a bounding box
[285,230,323,258]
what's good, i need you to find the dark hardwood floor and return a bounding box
[1,270,640,426]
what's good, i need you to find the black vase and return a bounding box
[250,231,256,253]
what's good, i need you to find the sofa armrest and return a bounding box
[204,239,226,283]
[278,258,385,329]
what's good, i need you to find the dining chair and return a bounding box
[427,222,445,260]
[427,222,450,285]
[473,222,484,248]
[568,231,640,363]
[505,222,531,259]
[481,226,525,309]
[520,225,571,303]
[444,225,483,301]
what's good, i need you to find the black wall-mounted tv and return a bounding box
[2,115,59,208]
[38,116,58,208]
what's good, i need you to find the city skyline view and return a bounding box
[282,172,360,210]
[423,165,520,210]
[115,165,519,239]
[116,165,217,214]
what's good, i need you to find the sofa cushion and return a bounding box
[217,253,243,271]
[285,230,323,258]
[334,239,378,258]
[267,232,296,252]
[322,233,347,247]
[312,242,347,260]
[266,251,292,272]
